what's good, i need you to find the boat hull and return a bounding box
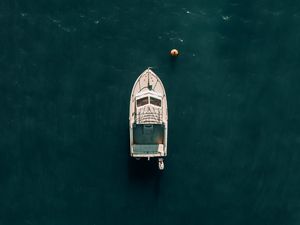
[129,69,168,160]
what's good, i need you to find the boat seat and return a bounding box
[132,144,164,155]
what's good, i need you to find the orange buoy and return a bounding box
[170,49,179,57]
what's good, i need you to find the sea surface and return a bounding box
[1,0,300,224]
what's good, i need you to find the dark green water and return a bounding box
[1,1,300,224]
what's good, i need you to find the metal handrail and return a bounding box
[136,112,162,124]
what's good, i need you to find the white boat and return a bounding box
[129,68,168,170]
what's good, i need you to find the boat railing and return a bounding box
[136,112,162,124]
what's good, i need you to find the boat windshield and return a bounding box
[137,97,148,107]
[150,97,161,107]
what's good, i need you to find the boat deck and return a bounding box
[133,123,164,145]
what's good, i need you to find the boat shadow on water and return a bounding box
[127,157,163,198]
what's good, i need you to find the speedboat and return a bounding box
[129,68,168,170]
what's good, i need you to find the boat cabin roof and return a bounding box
[136,89,162,99]
[136,90,162,108]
